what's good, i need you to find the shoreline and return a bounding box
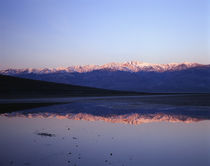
[0,93,205,104]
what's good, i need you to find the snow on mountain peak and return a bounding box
[0,61,206,74]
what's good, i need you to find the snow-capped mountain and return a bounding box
[0,61,206,74]
[1,61,210,93]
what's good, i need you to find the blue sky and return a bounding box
[0,0,209,69]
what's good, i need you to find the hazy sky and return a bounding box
[0,0,209,69]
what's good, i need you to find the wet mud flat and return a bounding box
[0,102,66,114]
[89,94,210,107]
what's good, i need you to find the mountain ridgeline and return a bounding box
[1,61,210,93]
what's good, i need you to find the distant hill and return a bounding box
[2,61,210,93]
[0,75,143,99]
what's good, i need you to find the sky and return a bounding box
[0,0,209,69]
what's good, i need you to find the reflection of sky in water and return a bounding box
[0,99,210,166]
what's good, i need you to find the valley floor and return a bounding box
[0,94,210,114]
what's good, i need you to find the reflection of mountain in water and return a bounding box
[3,112,205,125]
[2,100,210,124]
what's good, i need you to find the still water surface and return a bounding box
[0,96,210,166]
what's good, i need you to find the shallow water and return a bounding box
[0,97,210,166]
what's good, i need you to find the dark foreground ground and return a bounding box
[0,74,144,99]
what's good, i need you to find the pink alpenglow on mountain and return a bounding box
[1,61,210,93]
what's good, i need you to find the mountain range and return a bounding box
[1,61,210,92]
